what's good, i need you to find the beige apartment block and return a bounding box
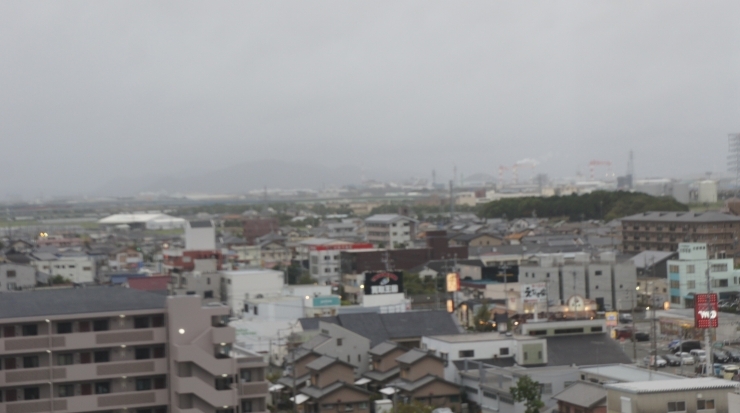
[0,288,268,413]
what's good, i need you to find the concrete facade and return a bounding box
[667,243,740,308]
[0,263,37,291]
[0,288,268,413]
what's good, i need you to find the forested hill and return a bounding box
[478,191,689,222]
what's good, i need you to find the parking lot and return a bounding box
[619,316,740,377]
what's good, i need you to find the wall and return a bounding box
[185,224,216,251]
[316,322,370,374]
[0,263,37,290]
[223,269,284,315]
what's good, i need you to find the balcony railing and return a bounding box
[0,389,168,413]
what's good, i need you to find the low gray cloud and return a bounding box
[1,1,738,198]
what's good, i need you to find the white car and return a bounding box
[678,352,695,365]
[690,349,707,363]
[642,356,667,368]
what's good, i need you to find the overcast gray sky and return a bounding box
[1,1,739,198]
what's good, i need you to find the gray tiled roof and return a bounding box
[300,311,461,347]
[306,356,350,372]
[396,349,432,365]
[301,382,369,399]
[369,341,401,356]
[552,382,606,408]
[546,333,632,366]
[621,211,740,223]
[0,287,167,319]
[362,366,400,382]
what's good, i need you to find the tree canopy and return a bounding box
[478,190,688,222]
[510,376,544,413]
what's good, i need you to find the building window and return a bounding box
[92,319,109,331]
[136,378,152,391]
[500,348,510,355]
[240,369,252,383]
[23,387,40,400]
[359,402,368,410]
[697,399,714,410]
[154,377,166,389]
[337,338,343,346]
[23,356,39,368]
[22,324,38,336]
[153,346,166,358]
[58,353,74,366]
[669,265,679,273]
[134,317,150,329]
[686,265,695,274]
[667,401,686,412]
[204,290,214,299]
[95,382,111,394]
[6,270,16,278]
[711,279,729,288]
[135,348,151,360]
[459,350,475,358]
[687,281,695,289]
[152,315,165,328]
[670,280,680,289]
[57,322,73,334]
[94,351,110,363]
[58,384,74,398]
[594,271,602,276]
[710,264,728,272]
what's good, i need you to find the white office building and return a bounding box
[667,243,740,308]
[365,214,416,249]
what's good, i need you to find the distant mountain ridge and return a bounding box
[92,160,367,196]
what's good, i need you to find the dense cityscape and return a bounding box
[2,2,740,413]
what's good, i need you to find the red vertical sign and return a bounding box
[694,293,718,329]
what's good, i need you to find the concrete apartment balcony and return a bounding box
[212,326,236,345]
[0,327,167,354]
[172,375,236,407]
[0,389,168,413]
[171,345,234,376]
[0,359,168,386]
[238,381,269,398]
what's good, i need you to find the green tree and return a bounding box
[393,401,433,413]
[297,274,315,285]
[510,376,544,413]
[473,302,493,332]
[403,272,437,295]
[286,263,305,285]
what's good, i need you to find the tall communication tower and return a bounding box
[729,134,740,196]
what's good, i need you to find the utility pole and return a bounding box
[650,258,658,371]
[704,265,713,376]
[499,263,510,310]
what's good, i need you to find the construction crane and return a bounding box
[588,160,613,180]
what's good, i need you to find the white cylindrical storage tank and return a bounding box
[698,180,718,203]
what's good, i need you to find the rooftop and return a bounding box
[365,214,416,223]
[0,287,166,319]
[552,381,606,408]
[621,211,740,223]
[546,333,632,366]
[605,377,739,394]
[580,364,682,382]
[188,220,213,228]
[426,332,531,343]
[396,349,433,365]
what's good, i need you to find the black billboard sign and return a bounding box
[364,271,404,295]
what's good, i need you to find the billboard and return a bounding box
[694,293,719,329]
[364,271,404,295]
[446,273,460,292]
[605,311,619,327]
[313,296,340,307]
[522,283,547,303]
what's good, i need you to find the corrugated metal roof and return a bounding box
[605,378,739,394]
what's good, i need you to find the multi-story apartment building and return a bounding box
[242,217,279,245]
[0,288,268,413]
[0,263,37,291]
[666,243,740,308]
[518,252,637,311]
[621,211,740,257]
[364,215,416,249]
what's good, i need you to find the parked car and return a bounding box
[713,349,731,363]
[690,349,707,363]
[667,339,681,351]
[672,340,702,353]
[615,328,633,340]
[635,332,650,342]
[619,313,633,324]
[662,354,682,366]
[642,355,667,368]
[678,352,695,365]
[725,349,740,362]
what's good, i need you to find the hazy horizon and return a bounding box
[2,1,739,199]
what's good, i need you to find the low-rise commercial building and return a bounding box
[605,378,739,413]
[667,243,740,308]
